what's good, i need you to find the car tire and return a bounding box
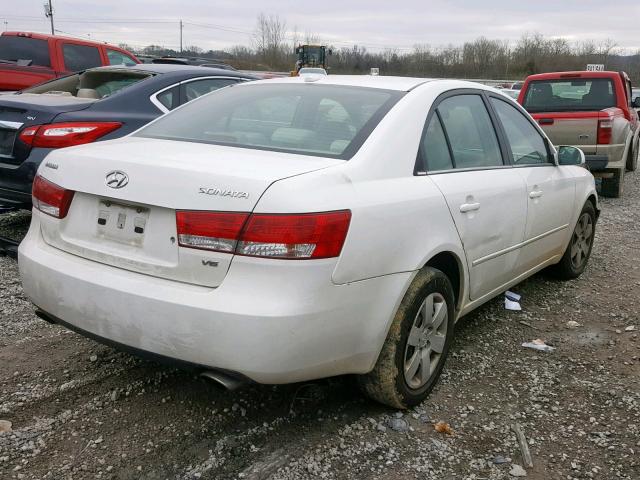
[626,140,638,172]
[549,201,596,280]
[600,168,624,198]
[358,267,455,409]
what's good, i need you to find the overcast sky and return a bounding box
[3,0,640,53]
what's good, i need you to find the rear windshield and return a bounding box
[136,83,404,159]
[0,36,51,67]
[24,69,152,99]
[523,78,616,113]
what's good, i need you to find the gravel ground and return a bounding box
[1,173,639,480]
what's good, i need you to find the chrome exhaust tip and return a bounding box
[200,370,245,391]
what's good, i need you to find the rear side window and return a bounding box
[0,36,51,67]
[523,78,616,113]
[490,98,550,165]
[106,49,137,66]
[180,78,238,103]
[422,114,453,171]
[63,44,102,71]
[137,84,403,159]
[156,85,179,110]
[437,95,503,169]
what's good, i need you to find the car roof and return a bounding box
[251,75,501,93]
[86,63,252,78]
[258,75,432,91]
[525,71,622,81]
[1,31,123,49]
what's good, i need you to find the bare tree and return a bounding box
[253,13,288,69]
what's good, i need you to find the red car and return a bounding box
[0,32,139,91]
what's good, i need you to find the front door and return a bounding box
[488,96,576,271]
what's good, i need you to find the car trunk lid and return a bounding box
[0,93,95,164]
[38,137,340,287]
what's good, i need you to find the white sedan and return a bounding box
[19,75,598,408]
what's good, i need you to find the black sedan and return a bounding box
[0,64,256,209]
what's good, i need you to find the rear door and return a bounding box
[489,95,575,271]
[422,92,527,301]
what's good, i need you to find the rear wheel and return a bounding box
[626,139,638,172]
[549,201,596,280]
[600,168,624,198]
[358,267,455,409]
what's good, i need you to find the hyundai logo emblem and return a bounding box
[105,170,129,189]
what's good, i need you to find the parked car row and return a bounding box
[0,64,257,208]
[1,31,617,407]
[12,72,598,408]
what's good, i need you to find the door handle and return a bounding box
[529,190,543,199]
[459,202,480,213]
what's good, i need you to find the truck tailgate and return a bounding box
[531,112,601,154]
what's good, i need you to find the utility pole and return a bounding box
[179,19,183,54]
[44,0,54,35]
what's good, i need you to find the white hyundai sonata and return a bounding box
[19,75,598,408]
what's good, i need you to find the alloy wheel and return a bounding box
[570,213,593,269]
[403,292,448,389]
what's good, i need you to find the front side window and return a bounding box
[490,98,550,165]
[436,94,503,169]
[107,49,137,66]
[180,78,238,103]
[523,78,616,113]
[137,84,403,159]
[63,44,102,71]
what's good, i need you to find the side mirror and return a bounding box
[633,97,640,108]
[557,145,586,166]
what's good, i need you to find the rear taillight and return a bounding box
[19,122,122,148]
[32,175,75,219]
[597,119,613,145]
[176,211,249,253]
[238,212,351,259]
[176,210,351,259]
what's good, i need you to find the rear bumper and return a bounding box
[18,213,412,384]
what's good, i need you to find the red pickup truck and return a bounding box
[518,71,640,197]
[0,32,139,91]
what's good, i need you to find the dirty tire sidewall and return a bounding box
[358,267,455,409]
